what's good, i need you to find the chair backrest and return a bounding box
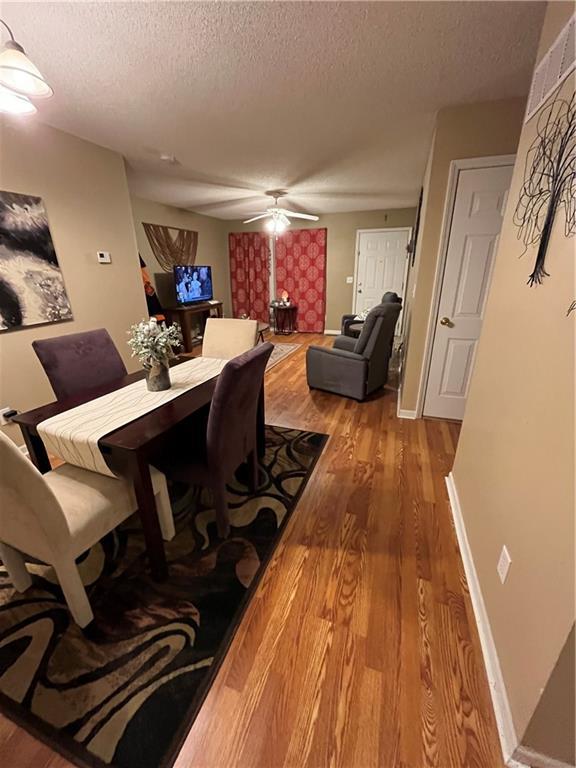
[354,303,401,359]
[206,342,273,479]
[33,329,127,401]
[0,432,70,558]
[354,303,401,392]
[202,318,258,360]
[381,291,403,305]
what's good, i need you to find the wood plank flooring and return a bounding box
[0,333,503,768]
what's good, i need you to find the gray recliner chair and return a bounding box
[341,291,402,337]
[306,302,402,401]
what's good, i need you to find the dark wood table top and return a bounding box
[12,362,218,455]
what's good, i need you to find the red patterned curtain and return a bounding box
[275,228,327,332]
[229,233,270,322]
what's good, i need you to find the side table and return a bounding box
[348,322,364,338]
[272,305,298,335]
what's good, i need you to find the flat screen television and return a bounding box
[173,265,213,305]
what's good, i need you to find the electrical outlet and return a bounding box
[97,251,111,264]
[0,406,15,426]
[346,276,353,284]
[497,546,512,584]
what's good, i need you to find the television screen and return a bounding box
[173,265,213,305]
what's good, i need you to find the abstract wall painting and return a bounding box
[0,191,72,331]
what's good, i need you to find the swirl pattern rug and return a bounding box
[0,426,327,768]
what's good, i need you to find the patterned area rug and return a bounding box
[0,426,327,768]
[265,342,301,370]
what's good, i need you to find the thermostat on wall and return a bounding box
[97,251,111,264]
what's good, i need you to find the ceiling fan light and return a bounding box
[265,217,287,234]
[0,44,53,98]
[0,82,36,115]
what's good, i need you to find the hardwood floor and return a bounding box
[0,333,503,768]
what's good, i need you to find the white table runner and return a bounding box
[38,357,228,477]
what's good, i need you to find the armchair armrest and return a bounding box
[306,345,368,401]
[333,334,357,352]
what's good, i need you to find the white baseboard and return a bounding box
[513,746,574,768]
[445,472,520,765]
[324,329,341,336]
[397,407,417,419]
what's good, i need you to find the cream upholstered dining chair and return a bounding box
[202,318,258,360]
[0,432,174,628]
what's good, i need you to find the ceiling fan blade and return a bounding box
[279,209,319,221]
[280,213,291,226]
[243,213,269,223]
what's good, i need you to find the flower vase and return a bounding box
[145,359,171,392]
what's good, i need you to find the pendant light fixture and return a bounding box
[0,18,52,115]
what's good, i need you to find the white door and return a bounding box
[424,164,513,420]
[354,229,409,323]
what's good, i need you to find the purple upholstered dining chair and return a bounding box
[33,329,128,401]
[165,342,273,538]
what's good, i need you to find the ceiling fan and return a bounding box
[243,190,319,234]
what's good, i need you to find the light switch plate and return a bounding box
[97,251,111,264]
[346,276,353,284]
[497,545,512,584]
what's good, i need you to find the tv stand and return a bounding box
[164,301,223,353]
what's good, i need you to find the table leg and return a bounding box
[129,454,168,581]
[20,426,51,473]
[257,384,265,458]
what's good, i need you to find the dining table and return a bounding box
[12,359,266,582]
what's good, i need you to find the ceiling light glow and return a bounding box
[265,217,287,234]
[0,82,36,115]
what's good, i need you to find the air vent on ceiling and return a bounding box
[525,13,575,123]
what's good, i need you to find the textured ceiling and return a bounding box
[2,1,545,218]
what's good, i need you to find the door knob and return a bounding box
[440,317,453,327]
[358,289,362,294]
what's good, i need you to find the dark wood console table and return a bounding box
[164,301,223,353]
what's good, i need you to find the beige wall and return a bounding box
[130,196,231,315]
[522,624,575,765]
[400,97,526,411]
[226,208,416,330]
[0,120,146,442]
[451,2,575,758]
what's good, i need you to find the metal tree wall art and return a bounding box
[513,93,575,287]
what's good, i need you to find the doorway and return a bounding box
[353,228,411,328]
[423,158,514,420]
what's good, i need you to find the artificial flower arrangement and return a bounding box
[127,317,182,391]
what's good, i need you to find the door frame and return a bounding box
[415,155,516,419]
[352,227,412,330]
